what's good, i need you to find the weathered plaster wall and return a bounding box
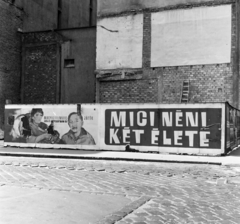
[151,5,232,67]
[97,14,143,69]
[96,1,237,107]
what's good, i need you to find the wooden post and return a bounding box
[95,77,100,103]
[21,46,25,103]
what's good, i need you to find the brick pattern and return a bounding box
[97,2,236,106]
[0,1,23,128]
[99,79,158,103]
[149,64,233,104]
[23,44,58,104]
[22,32,62,45]
[142,52,234,103]
[1,158,240,223]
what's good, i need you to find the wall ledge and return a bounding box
[97,0,234,19]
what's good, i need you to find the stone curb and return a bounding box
[0,152,222,165]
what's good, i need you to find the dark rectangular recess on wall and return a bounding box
[64,59,75,68]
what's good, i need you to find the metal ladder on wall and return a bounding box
[180,80,190,103]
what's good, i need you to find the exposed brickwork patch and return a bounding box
[99,79,158,103]
[152,64,233,104]
[22,31,63,45]
[23,43,58,104]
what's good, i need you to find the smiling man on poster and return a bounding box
[61,112,96,145]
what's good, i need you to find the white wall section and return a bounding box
[151,5,232,67]
[97,14,143,69]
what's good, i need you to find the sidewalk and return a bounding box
[0,185,132,224]
[0,140,239,165]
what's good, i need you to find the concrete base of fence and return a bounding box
[1,143,240,166]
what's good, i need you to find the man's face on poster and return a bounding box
[68,114,83,133]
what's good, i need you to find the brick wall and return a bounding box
[0,0,23,129]
[22,32,62,104]
[96,1,236,107]
[148,65,233,104]
[100,79,158,103]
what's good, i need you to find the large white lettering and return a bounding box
[110,128,120,144]
[185,131,198,147]
[123,128,130,143]
[176,111,183,127]
[150,112,155,126]
[132,130,145,143]
[174,131,183,145]
[107,109,214,148]
[151,130,159,145]
[137,111,147,126]
[162,112,172,126]
[200,131,210,147]
[201,112,207,127]
[163,130,171,145]
[130,112,134,126]
[186,112,198,127]
[110,112,126,127]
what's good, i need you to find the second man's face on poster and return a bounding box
[68,114,83,133]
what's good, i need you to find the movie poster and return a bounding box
[104,108,222,149]
[4,104,98,149]
[4,103,229,155]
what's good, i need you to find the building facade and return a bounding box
[96,0,240,108]
[0,0,23,129]
[0,0,97,129]
[1,0,240,129]
[21,0,97,104]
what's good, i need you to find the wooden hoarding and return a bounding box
[4,103,228,155]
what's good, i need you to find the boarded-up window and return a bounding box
[151,5,232,67]
[97,14,143,69]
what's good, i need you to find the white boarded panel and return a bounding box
[151,5,232,67]
[97,14,143,69]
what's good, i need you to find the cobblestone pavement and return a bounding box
[0,156,240,224]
